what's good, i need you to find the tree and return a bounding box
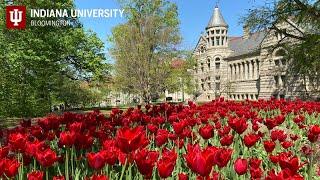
[0,0,110,118]
[109,0,181,103]
[243,0,320,97]
[164,51,196,101]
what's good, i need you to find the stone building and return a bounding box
[193,5,309,102]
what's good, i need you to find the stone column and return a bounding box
[248,62,252,79]
[256,59,259,78]
[230,65,233,81]
[238,63,242,80]
[252,61,255,79]
[243,62,247,79]
[233,64,236,80]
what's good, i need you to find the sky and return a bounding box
[74,0,266,53]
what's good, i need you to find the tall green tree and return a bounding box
[243,0,320,97]
[109,0,181,103]
[0,0,110,118]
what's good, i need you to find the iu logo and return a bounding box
[6,6,27,29]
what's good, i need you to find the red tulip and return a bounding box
[173,121,186,135]
[243,134,260,148]
[87,151,106,170]
[308,125,320,142]
[75,133,94,150]
[69,122,84,133]
[263,140,276,153]
[155,129,169,147]
[115,126,149,153]
[281,141,293,149]
[229,118,248,134]
[87,175,109,180]
[134,149,159,178]
[220,134,233,146]
[249,158,262,169]
[185,144,217,176]
[213,148,233,168]
[59,131,76,147]
[199,124,214,139]
[147,124,158,134]
[8,132,27,151]
[3,158,20,178]
[234,158,248,175]
[53,176,65,180]
[0,146,9,158]
[35,148,57,168]
[250,167,263,179]
[27,171,44,180]
[271,130,287,142]
[178,173,189,180]
[25,140,45,157]
[157,149,177,178]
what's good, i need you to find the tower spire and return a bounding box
[206,4,228,29]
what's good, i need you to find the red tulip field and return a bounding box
[1,98,320,180]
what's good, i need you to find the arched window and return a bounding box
[215,57,221,70]
[273,49,287,67]
[200,46,206,54]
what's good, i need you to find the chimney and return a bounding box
[243,25,251,39]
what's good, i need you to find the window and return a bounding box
[221,30,225,34]
[215,82,220,91]
[211,30,214,35]
[215,57,220,61]
[201,84,205,91]
[216,37,220,46]
[221,37,224,45]
[200,46,205,54]
[208,83,211,90]
[207,59,210,69]
[274,76,279,87]
[275,59,280,66]
[281,59,286,66]
[216,30,220,34]
[215,76,220,80]
[215,63,220,70]
[211,37,215,46]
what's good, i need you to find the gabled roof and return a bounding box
[207,6,228,28]
[228,30,267,58]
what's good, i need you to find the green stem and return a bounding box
[71,147,74,177]
[65,148,69,180]
[308,143,314,179]
[120,160,127,180]
[46,169,49,180]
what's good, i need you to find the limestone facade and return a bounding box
[193,6,308,102]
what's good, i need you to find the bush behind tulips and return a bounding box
[1,98,320,179]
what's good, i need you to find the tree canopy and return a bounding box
[109,0,188,103]
[243,0,320,97]
[0,0,110,118]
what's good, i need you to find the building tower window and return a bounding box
[216,37,220,46]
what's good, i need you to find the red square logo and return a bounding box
[6,6,26,29]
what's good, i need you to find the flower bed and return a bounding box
[1,98,320,179]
